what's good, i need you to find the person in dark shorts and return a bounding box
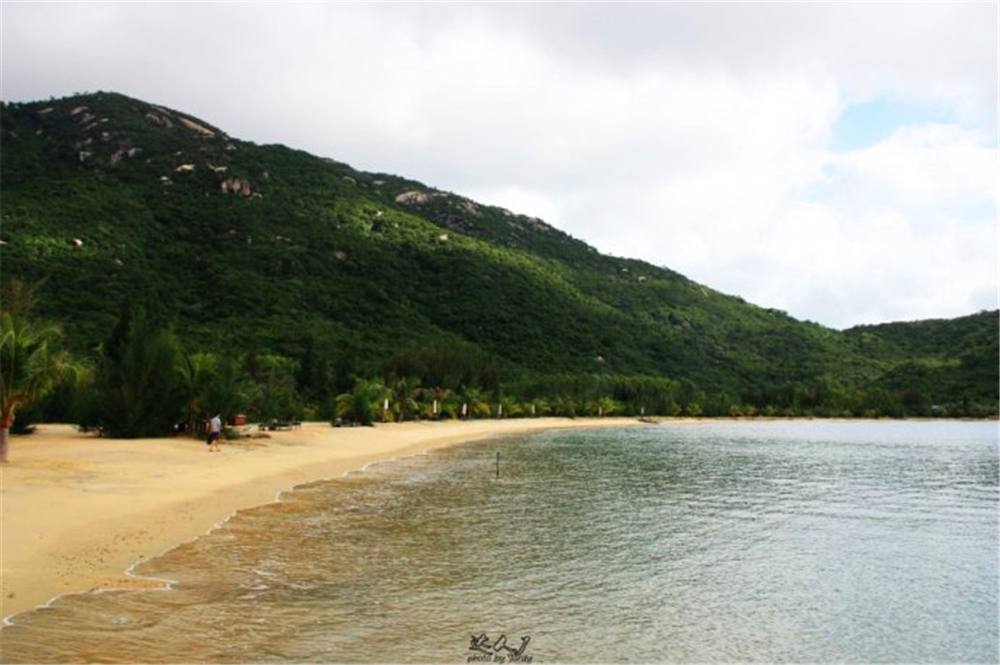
[207,414,222,452]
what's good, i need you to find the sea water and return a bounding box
[1,420,997,663]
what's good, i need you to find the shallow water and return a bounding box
[2,420,997,663]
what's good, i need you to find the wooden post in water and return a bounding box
[496,451,500,479]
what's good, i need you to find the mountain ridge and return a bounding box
[1,90,996,418]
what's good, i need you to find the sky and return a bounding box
[2,1,997,329]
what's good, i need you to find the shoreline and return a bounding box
[2,416,986,625]
[0,418,642,624]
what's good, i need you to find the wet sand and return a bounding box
[0,418,644,623]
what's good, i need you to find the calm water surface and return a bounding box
[1,420,997,663]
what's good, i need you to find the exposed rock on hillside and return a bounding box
[177,116,215,137]
[220,177,254,196]
[145,112,174,128]
[395,190,438,205]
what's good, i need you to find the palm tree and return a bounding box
[458,387,491,419]
[335,378,385,426]
[178,352,251,436]
[92,314,186,438]
[526,398,550,417]
[420,386,452,420]
[207,353,251,422]
[388,377,420,422]
[497,395,523,419]
[0,313,79,462]
[179,352,217,436]
[591,396,620,417]
[550,395,577,418]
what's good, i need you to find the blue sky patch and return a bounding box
[830,96,955,152]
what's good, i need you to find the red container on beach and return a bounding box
[230,414,247,426]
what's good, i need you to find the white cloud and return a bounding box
[714,201,998,327]
[827,124,998,210]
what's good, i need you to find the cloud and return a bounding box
[778,122,999,326]
[749,204,998,327]
[827,123,998,210]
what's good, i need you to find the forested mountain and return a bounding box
[1,91,996,422]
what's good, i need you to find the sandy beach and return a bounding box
[0,417,641,624]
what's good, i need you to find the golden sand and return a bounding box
[0,418,643,622]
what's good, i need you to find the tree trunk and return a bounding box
[0,426,9,463]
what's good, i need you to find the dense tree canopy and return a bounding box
[1,92,996,433]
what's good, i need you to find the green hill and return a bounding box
[1,91,996,420]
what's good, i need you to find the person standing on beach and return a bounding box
[207,414,222,452]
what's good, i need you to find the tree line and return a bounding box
[2,295,995,461]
